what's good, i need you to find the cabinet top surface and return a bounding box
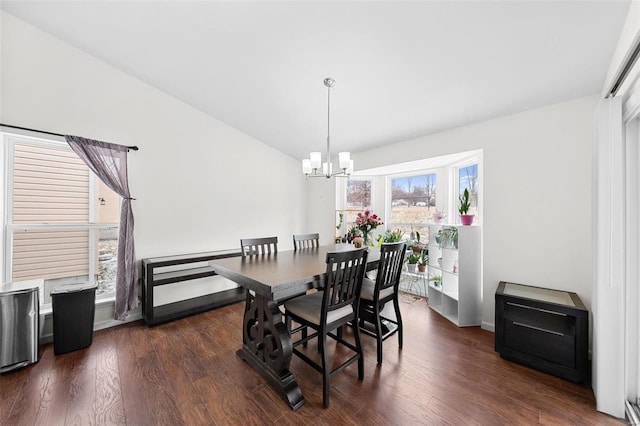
[428,223,480,228]
[499,281,578,308]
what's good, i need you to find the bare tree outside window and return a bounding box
[339,179,374,234]
[347,179,372,209]
[389,173,436,238]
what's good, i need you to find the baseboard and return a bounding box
[94,310,142,331]
[39,299,142,345]
[481,321,495,332]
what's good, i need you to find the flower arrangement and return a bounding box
[355,210,383,244]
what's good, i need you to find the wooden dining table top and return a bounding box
[210,244,380,302]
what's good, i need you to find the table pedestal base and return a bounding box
[237,292,304,410]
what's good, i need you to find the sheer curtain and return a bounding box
[594,98,626,418]
[595,96,640,421]
[65,135,137,320]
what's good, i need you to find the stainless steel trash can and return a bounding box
[0,279,43,373]
[51,282,97,355]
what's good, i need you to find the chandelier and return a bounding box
[302,77,353,178]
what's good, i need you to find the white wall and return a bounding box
[306,177,337,244]
[1,12,308,313]
[311,96,597,329]
[1,11,307,255]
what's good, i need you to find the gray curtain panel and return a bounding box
[65,135,138,320]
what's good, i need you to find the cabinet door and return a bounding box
[503,302,577,368]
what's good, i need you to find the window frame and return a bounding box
[452,158,479,223]
[335,177,375,238]
[2,132,119,303]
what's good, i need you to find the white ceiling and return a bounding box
[0,1,630,161]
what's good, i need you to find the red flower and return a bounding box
[354,210,383,235]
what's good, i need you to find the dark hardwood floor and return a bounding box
[0,294,625,425]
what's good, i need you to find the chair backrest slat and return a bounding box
[322,248,368,323]
[240,236,278,257]
[292,233,320,250]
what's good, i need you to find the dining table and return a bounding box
[210,244,380,410]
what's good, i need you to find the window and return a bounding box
[388,173,436,239]
[336,178,373,238]
[3,135,119,304]
[457,163,478,218]
[347,179,371,209]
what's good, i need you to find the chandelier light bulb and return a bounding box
[302,159,312,174]
[310,152,322,169]
[338,152,351,169]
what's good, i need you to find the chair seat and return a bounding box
[285,292,353,325]
[360,277,394,301]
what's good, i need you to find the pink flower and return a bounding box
[353,210,383,237]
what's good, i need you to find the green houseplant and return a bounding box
[406,252,420,273]
[382,228,404,243]
[417,252,428,272]
[428,274,442,287]
[435,227,458,249]
[411,231,423,253]
[459,188,474,225]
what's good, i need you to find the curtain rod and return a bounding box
[0,123,139,151]
[606,35,640,98]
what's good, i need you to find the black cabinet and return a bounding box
[142,251,244,326]
[495,281,589,384]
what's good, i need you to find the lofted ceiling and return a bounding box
[0,1,630,161]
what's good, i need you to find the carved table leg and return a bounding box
[236,293,304,410]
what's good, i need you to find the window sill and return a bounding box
[40,295,116,316]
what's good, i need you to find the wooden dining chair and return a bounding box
[292,233,320,250]
[240,236,278,257]
[240,236,278,310]
[284,248,368,408]
[358,241,406,364]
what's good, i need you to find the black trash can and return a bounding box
[51,282,97,355]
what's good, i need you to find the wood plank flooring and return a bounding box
[0,294,625,425]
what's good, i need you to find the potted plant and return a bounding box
[406,252,420,273]
[335,211,344,243]
[435,227,458,249]
[459,188,474,225]
[411,231,423,253]
[382,228,404,243]
[346,225,359,243]
[428,274,442,288]
[417,252,428,273]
